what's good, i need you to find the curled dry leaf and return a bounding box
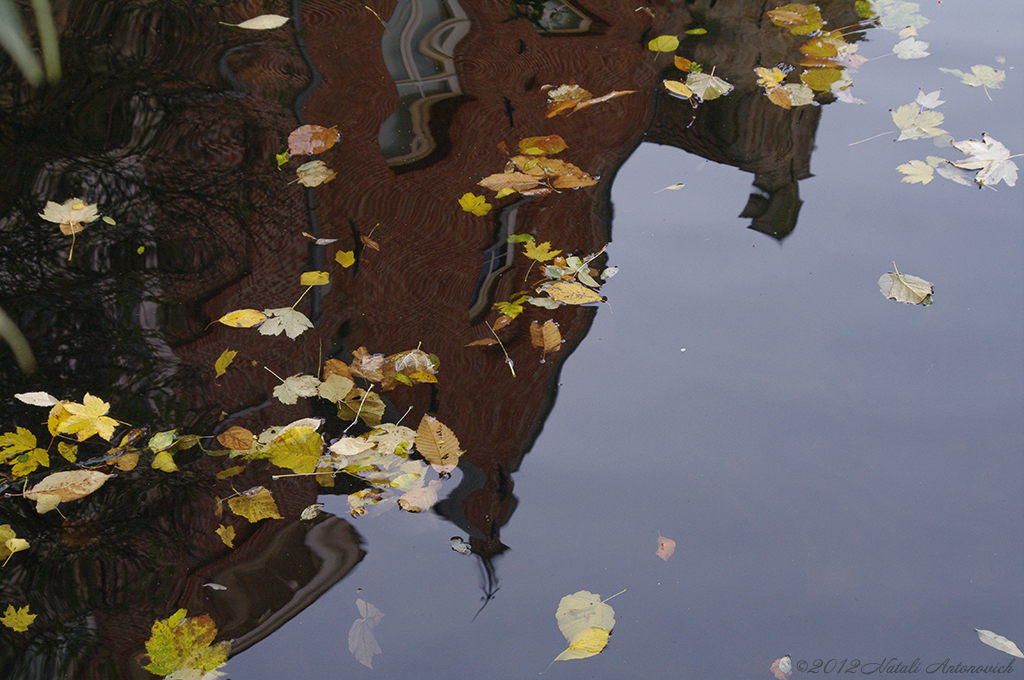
[656,534,676,561]
[25,470,112,513]
[288,125,340,155]
[975,630,1024,659]
[772,656,794,680]
[398,478,443,512]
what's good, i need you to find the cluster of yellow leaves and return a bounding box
[541,82,635,118]
[476,135,597,199]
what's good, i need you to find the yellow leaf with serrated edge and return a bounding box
[216,524,235,548]
[523,240,561,262]
[229,486,283,522]
[217,308,266,328]
[300,270,330,286]
[143,609,230,675]
[1,605,35,632]
[415,414,461,467]
[214,349,237,378]
[11,447,48,477]
[58,393,118,441]
[543,281,604,305]
[0,428,40,462]
[458,192,492,216]
[336,250,355,268]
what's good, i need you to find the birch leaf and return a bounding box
[647,35,679,52]
[548,591,616,666]
[975,630,1024,659]
[541,281,604,305]
[214,349,237,378]
[228,486,283,522]
[25,470,112,513]
[300,271,330,286]
[260,308,313,339]
[349,599,384,669]
[220,14,290,30]
[265,426,323,474]
[879,266,933,305]
[415,415,460,467]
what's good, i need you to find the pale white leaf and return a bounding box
[349,599,384,668]
[893,37,929,59]
[15,392,59,407]
[976,630,1024,659]
[951,134,1018,187]
[260,307,313,339]
[879,269,933,305]
[220,14,290,30]
[915,89,944,109]
[273,374,320,405]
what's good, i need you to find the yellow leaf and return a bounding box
[216,524,235,548]
[546,590,617,668]
[265,426,323,474]
[879,265,933,305]
[555,627,611,661]
[648,35,680,52]
[530,320,562,358]
[57,441,77,463]
[0,525,28,566]
[523,240,562,262]
[415,414,461,467]
[542,281,604,305]
[300,270,330,286]
[0,427,39,463]
[336,389,386,427]
[216,308,266,328]
[214,349,237,378]
[755,66,786,89]
[295,160,336,187]
[800,67,842,91]
[11,447,48,478]
[663,80,693,99]
[518,135,567,156]
[228,486,283,522]
[57,393,118,442]
[458,192,492,216]
[25,470,112,513]
[142,609,231,675]
[336,250,356,268]
[152,450,178,472]
[1,604,35,632]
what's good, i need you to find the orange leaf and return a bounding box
[518,135,567,156]
[288,125,340,155]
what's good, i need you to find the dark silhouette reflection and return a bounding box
[0,0,861,672]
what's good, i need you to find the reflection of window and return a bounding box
[510,0,592,33]
[378,0,470,166]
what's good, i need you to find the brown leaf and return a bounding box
[217,426,254,451]
[492,315,513,331]
[466,338,499,347]
[478,172,542,194]
[288,125,340,156]
[360,234,380,251]
[518,135,567,155]
[571,90,636,113]
[323,358,353,381]
[530,320,562,359]
[415,415,461,467]
[656,534,676,561]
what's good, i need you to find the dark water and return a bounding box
[0,1,1021,679]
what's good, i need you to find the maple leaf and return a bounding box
[896,159,935,184]
[0,427,42,463]
[142,609,230,675]
[755,67,786,90]
[273,374,320,405]
[493,295,528,319]
[523,240,561,262]
[940,65,1005,98]
[58,393,119,441]
[891,103,946,141]
[11,447,49,477]
[950,134,1018,188]
[259,307,313,339]
[1,604,35,632]
[349,599,384,669]
[893,37,929,59]
[915,89,944,109]
[216,524,235,548]
[39,198,99,235]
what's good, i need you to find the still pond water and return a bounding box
[0,1,1021,679]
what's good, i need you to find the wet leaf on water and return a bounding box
[478,171,542,194]
[317,373,356,403]
[686,72,733,101]
[896,159,935,184]
[1,605,35,632]
[466,338,499,347]
[214,349,237,378]
[893,37,929,59]
[415,415,461,467]
[335,250,356,268]
[891,102,946,141]
[755,67,786,90]
[152,450,178,473]
[451,536,470,553]
[301,231,338,245]
[295,160,337,187]
[398,478,443,512]
[950,134,1018,188]
[142,609,230,676]
[220,14,290,30]
[766,3,823,35]
[0,525,28,566]
[800,67,842,92]
[879,264,933,305]
[674,56,700,73]
[524,240,562,262]
[349,599,384,669]
[518,135,567,156]
[975,630,1024,659]
[540,281,604,305]
[773,655,795,680]
[266,426,323,474]
[300,270,330,286]
[259,307,313,339]
[217,426,254,451]
[216,524,235,548]
[939,65,1005,94]
[39,198,99,236]
[228,486,283,522]
[336,389,386,427]
[647,35,679,52]
[656,534,676,561]
[663,79,693,100]
[287,124,339,155]
[546,590,618,668]
[530,320,561,359]
[300,503,324,521]
[58,393,119,442]
[273,374,320,405]
[216,309,266,328]
[915,89,944,109]
[25,470,112,513]
[459,192,492,216]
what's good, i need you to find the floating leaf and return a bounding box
[530,320,561,359]
[288,124,339,155]
[541,281,604,305]
[478,171,542,194]
[656,534,676,561]
[915,89,944,109]
[519,135,567,156]
[259,307,313,339]
[415,415,460,467]
[266,426,323,474]
[220,14,290,30]
[975,630,1024,659]
[336,250,356,268]
[451,536,470,553]
[295,160,337,187]
[216,309,266,328]
[663,80,693,99]
[317,373,356,403]
[549,591,616,666]
[273,374,320,405]
[773,655,795,680]
[524,240,562,262]
[940,65,1005,91]
[800,67,842,92]
[893,37,929,59]
[686,72,733,100]
[891,102,946,141]
[0,605,35,632]
[951,134,1018,188]
[674,56,700,73]
[336,389,386,427]
[14,392,59,407]
[647,35,679,52]
[228,486,283,522]
[216,524,235,548]
[142,609,230,675]
[349,599,384,669]
[25,470,112,513]
[879,265,933,305]
[896,159,934,184]
[152,450,178,473]
[755,67,786,89]
[398,478,443,512]
[57,393,119,442]
[300,271,330,286]
[766,3,823,35]
[39,198,99,235]
[458,192,492,216]
[217,426,254,451]
[214,349,237,378]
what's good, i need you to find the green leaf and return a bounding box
[142,609,230,675]
[647,35,679,52]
